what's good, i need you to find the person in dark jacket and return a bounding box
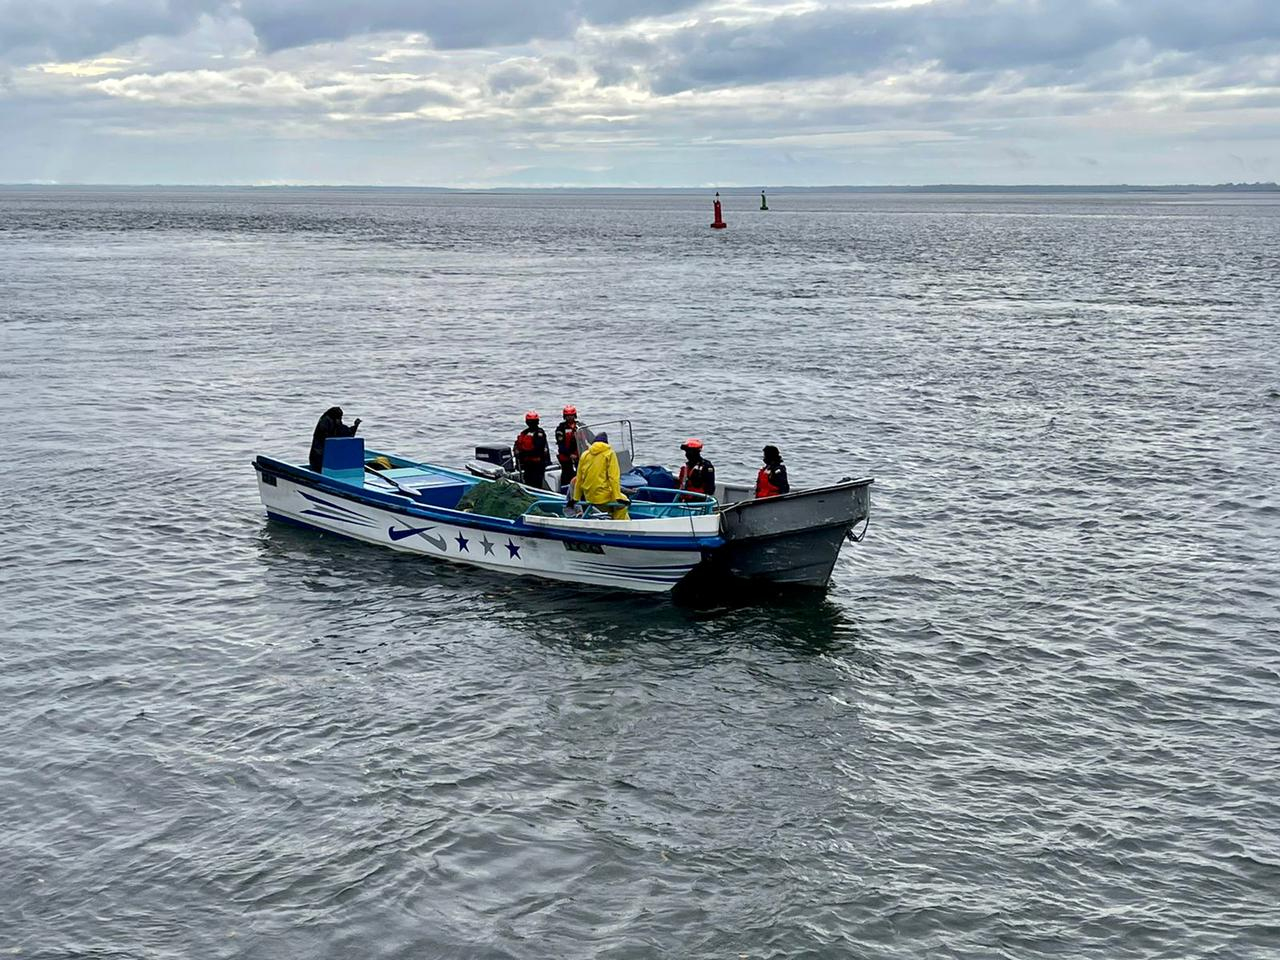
[755,445,790,498]
[513,411,552,489]
[309,406,360,471]
[677,438,716,500]
[554,404,581,491]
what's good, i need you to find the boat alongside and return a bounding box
[708,477,872,588]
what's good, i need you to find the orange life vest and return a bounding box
[678,459,715,497]
[755,466,784,498]
[514,427,547,465]
[555,420,579,465]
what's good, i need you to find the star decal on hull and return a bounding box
[505,539,521,559]
[455,534,469,552]
[480,536,496,556]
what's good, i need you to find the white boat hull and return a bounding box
[258,472,703,593]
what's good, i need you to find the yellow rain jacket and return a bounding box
[572,441,630,520]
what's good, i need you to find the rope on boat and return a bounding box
[839,476,871,543]
[846,514,871,543]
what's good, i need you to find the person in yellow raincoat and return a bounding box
[569,432,630,520]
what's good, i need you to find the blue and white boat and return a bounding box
[253,439,723,593]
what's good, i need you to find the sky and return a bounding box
[1,0,1278,187]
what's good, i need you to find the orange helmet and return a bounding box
[525,410,539,422]
[563,404,577,417]
[681,438,704,451]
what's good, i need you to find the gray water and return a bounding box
[2,187,1278,959]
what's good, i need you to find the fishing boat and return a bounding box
[464,418,874,590]
[254,439,723,593]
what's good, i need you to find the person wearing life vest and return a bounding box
[554,404,581,492]
[677,438,716,501]
[755,445,790,499]
[570,432,629,520]
[513,411,551,489]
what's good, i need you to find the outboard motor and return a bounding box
[465,442,516,481]
[473,443,514,473]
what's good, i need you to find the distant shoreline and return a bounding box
[2,182,1277,194]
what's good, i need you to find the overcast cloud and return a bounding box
[1,0,1277,185]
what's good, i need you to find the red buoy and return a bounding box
[711,191,727,229]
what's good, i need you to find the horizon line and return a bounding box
[2,181,1278,193]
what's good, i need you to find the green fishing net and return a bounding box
[456,478,540,520]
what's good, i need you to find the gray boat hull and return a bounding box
[712,478,873,589]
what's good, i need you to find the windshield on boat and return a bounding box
[575,418,636,474]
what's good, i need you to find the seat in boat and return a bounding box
[365,469,470,508]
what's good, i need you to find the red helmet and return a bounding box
[681,438,704,451]
[525,410,539,421]
[563,404,577,417]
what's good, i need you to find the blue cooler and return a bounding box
[322,436,365,484]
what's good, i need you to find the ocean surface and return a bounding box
[2,187,1278,959]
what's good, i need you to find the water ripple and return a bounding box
[2,188,1278,958]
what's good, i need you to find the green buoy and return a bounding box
[760,190,769,211]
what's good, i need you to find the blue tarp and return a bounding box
[624,464,678,502]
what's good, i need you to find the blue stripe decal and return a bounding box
[575,561,692,577]
[593,572,686,584]
[579,562,694,574]
[266,511,365,544]
[301,509,376,527]
[583,562,695,571]
[299,490,373,521]
[581,571,685,583]
[300,506,371,523]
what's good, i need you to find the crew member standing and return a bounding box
[677,438,716,500]
[554,404,581,491]
[754,445,790,499]
[513,411,552,489]
[571,432,629,520]
[309,406,361,472]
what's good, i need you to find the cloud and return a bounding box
[0,0,224,64]
[1002,144,1034,167]
[634,0,1280,95]
[362,85,461,113]
[236,0,706,53]
[92,66,465,117]
[94,67,317,107]
[487,59,547,94]
[4,0,1280,185]
[0,0,708,65]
